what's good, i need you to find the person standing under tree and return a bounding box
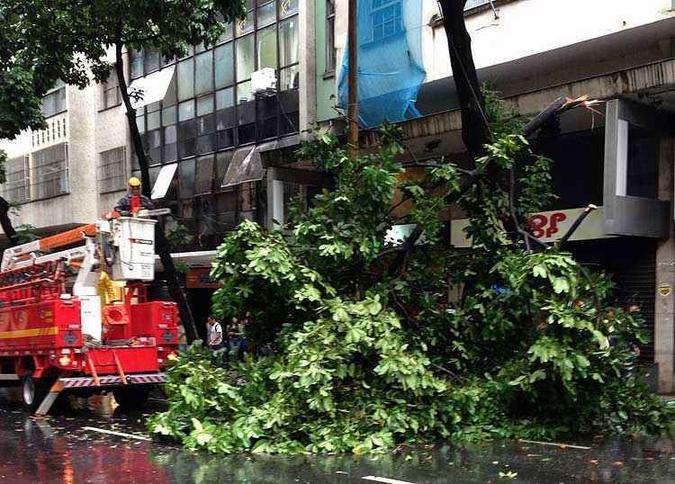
[206,316,223,350]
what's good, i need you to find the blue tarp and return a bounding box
[338,0,426,128]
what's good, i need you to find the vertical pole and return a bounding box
[655,137,675,394]
[348,0,358,157]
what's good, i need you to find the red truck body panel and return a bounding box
[0,299,83,351]
[0,280,178,379]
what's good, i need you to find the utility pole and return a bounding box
[348,0,358,157]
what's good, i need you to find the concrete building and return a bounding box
[1,0,674,391]
[0,80,100,234]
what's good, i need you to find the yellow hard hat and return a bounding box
[128,176,141,187]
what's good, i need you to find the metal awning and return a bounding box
[221,145,264,188]
[151,163,178,199]
[155,250,217,272]
[257,134,300,153]
[127,66,175,111]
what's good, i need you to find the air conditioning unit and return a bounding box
[251,68,277,96]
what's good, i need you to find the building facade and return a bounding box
[1,0,675,391]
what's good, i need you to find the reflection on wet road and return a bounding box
[0,390,673,483]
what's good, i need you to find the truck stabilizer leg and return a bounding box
[35,380,64,416]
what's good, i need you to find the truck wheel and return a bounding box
[113,387,150,411]
[22,374,51,413]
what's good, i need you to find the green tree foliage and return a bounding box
[149,95,673,453]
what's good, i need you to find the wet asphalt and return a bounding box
[0,389,673,483]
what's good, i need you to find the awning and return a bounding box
[127,66,175,111]
[256,134,300,153]
[221,145,265,188]
[155,250,217,272]
[151,163,178,199]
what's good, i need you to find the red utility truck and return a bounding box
[0,213,179,414]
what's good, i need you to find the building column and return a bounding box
[266,167,284,230]
[655,136,675,394]
[299,0,317,134]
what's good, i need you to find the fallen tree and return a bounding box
[148,0,673,453]
[149,91,674,453]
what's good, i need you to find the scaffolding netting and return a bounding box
[338,0,426,128]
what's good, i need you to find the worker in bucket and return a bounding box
[114,177,154,215]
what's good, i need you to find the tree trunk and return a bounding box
[438,0,491,160]
[0,196,19,247]
[114,41,199,343]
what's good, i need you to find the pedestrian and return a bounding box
[226,315,248,359]
[206,316,223,350]
[176,318,188,352]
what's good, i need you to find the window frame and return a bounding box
[324,0,336,76]
[101,69,121,111]
[30,143,70,200]
[1,155,30,204]
[40,83,67,119]
[371,0,403,42]
[98,147,128,194]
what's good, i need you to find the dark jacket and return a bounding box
[114,193,154,213]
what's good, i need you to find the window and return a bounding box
[372,0,402,41]
[102,70,120,110]
[195,51,214,95]
[145,102,162,163]
[627,126,659,199]
[258,25,278,70]
[236,11,255,36]
[178,158,196,199]
[217,88,236,150]
[130,49,163,79]
[279,0,298,18]
[130,50,144,79]
[257,1,276,27]
[1,156,30,203]
[31,143,69,199]
[279,65,299,91]
[195,154,215,194]
[145,49,160,74]
[178,58,195,101]
[130,0,299,168]
[215,43,234,89]
[197,95,215,154]
[325,0,336,74]
[41,82,66,118]
[218,22,234,44]
[279,17,298,67]
[236,35,255,81]
[98,147,127,193]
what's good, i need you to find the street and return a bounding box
[0,391,672,483]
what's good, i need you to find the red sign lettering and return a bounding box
[528,212,567,239]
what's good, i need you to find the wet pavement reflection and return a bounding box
[0,389,673,483]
